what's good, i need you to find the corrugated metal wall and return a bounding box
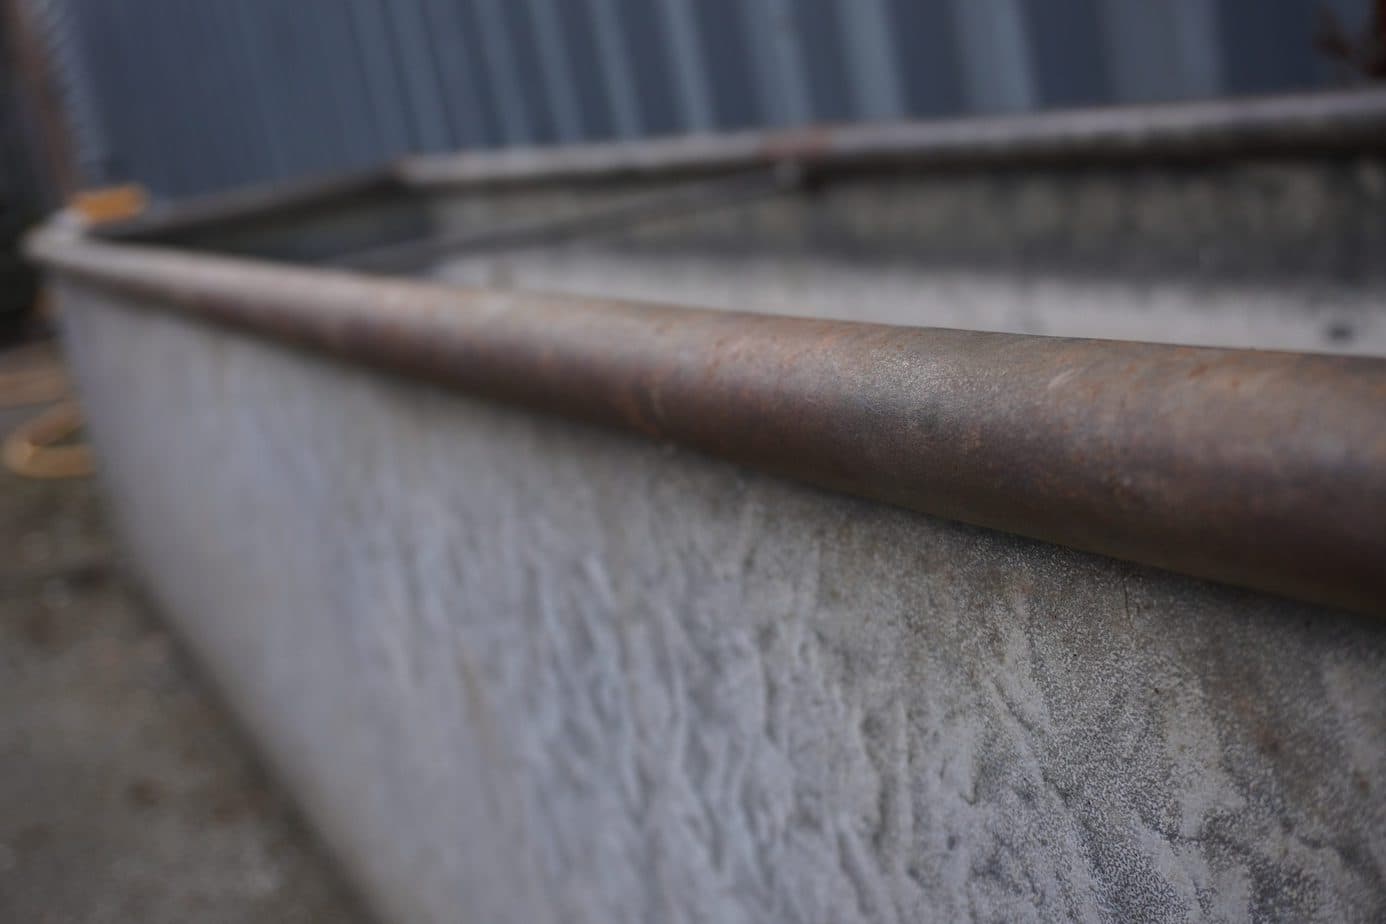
[49,0,1380,198]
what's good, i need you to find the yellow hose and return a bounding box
[2,399,91,479]
[0,345,92,479]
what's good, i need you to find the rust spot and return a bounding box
[761,125,834,163]
[1255,722,1283,758]
[126,778,162,809]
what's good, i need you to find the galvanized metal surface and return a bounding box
[26,60,1386,923]
[57,289,1386,922]
[28,226,1386,616]
[333,166,800,273]
[37,0,1385,197]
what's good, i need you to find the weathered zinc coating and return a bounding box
[32,91,1386,922]
[58,287,1386,923]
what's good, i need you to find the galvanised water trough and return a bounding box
[29,90,1386,923]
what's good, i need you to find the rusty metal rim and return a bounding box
[399,87,1386,188]
[28,225,1386,618]
[96,88,1386,244]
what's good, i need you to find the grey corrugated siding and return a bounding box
[38,0,1381,197]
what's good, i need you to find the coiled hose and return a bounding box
[0,341,91,479]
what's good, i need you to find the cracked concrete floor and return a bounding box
[0,403,372,923]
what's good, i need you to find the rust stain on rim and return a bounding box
[29,227,1386,617]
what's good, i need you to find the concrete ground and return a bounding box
[0,389,372,923]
